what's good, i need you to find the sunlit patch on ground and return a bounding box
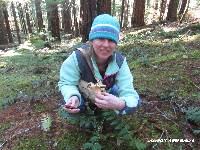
[0,50,21,57]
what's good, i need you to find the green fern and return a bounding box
[102,111,146,150]
[184,107,200,135]
[184,107,200,125]
[83,133,101,150]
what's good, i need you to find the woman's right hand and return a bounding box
[63,96,80,113]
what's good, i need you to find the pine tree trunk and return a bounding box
[72,0,79,37]
[178,0,188,15]
[35,0,44,31]
[153,0,159,19]
[166,0,180,22]
[3,6,13,43]
[179,0,190,22]
[97,0,111,15]
[159,0,167,21]
[25,3,32,34]
[0,7,8,45]
[123,0,129,29]
[120,0,125,28]
[131,0,145,27]
[17,3,27,34]
[46,1,51,31]
[112,0,116,16]
[62,0,72,34]
[11,2,21,44]
[49,2,60,41]
[80,0,96,42]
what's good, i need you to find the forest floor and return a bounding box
[0,18,200,149]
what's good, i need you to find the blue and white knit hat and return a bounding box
[89,14,120,44]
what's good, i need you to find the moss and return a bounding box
[0,50,62,107]
[34,103,46,112]
[56,131,88,150]
[12,138,47,150]
[0,122,11,134]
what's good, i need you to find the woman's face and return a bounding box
[91,39,117,62]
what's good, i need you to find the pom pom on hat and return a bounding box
[89,14,120,44]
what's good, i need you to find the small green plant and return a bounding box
[184,107,200,135]
[0,122,11,134]
[184,107,200,125]
[13,138,47,150]
[83,133,102,150]
[139,53,150,67]
[29,36,46,49]
[41,114,52,132]
[34,103,46,112]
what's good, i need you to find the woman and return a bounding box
[58,14,140,115]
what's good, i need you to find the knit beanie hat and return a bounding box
[89,14,120,44]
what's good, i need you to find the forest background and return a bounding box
[0,0,200,149]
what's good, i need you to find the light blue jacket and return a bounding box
[58,51,139,115]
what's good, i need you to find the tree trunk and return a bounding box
[153,0,159,19]
[17,3,27,34]
[120,0,125,28]
[97,0,111,15]
[49,2,60,41]
[179,0,190,22]
[159,0,167,21]
[131,0,145,27]
[25,3,32,34]
[72,0,79,37]
[62,0,72,34]
[0,7,8,45]
[80,0,97,42]
[35,0,44,31]
[123,0,129,29]
[166,0,180,22]
[46,0,51,31]
[178,0,188,15]
[11,2,21,44]
[3,5,13,43]
[112,0,116,16]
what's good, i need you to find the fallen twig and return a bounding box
[0,140,7,150]
[170,100,177,118]
[155,107,178,126]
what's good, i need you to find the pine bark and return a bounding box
[25,3,32,34]
[49,2,60,41]
[62,0,72,34]
[179,0,188,15]
[131,0,145,27]
[97,0,111,15]
[11,2,21,44]
[80,0,96,42]
[3,6,13,43]
[35,0,44,31]
[112,0,116,16]
[120,0,125,28]
[0,7,8,45]
[72,0,79,37]
[166,0,180,22]
[123,0,129,29]
[159,0,167,21]
[17,3,27,34]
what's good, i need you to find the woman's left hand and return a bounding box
[94,92,125,110]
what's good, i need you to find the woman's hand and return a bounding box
[63,96,80,113]
[94,92,125,110]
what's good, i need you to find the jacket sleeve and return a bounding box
[115,58,139,115]
[58,51,82,105]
